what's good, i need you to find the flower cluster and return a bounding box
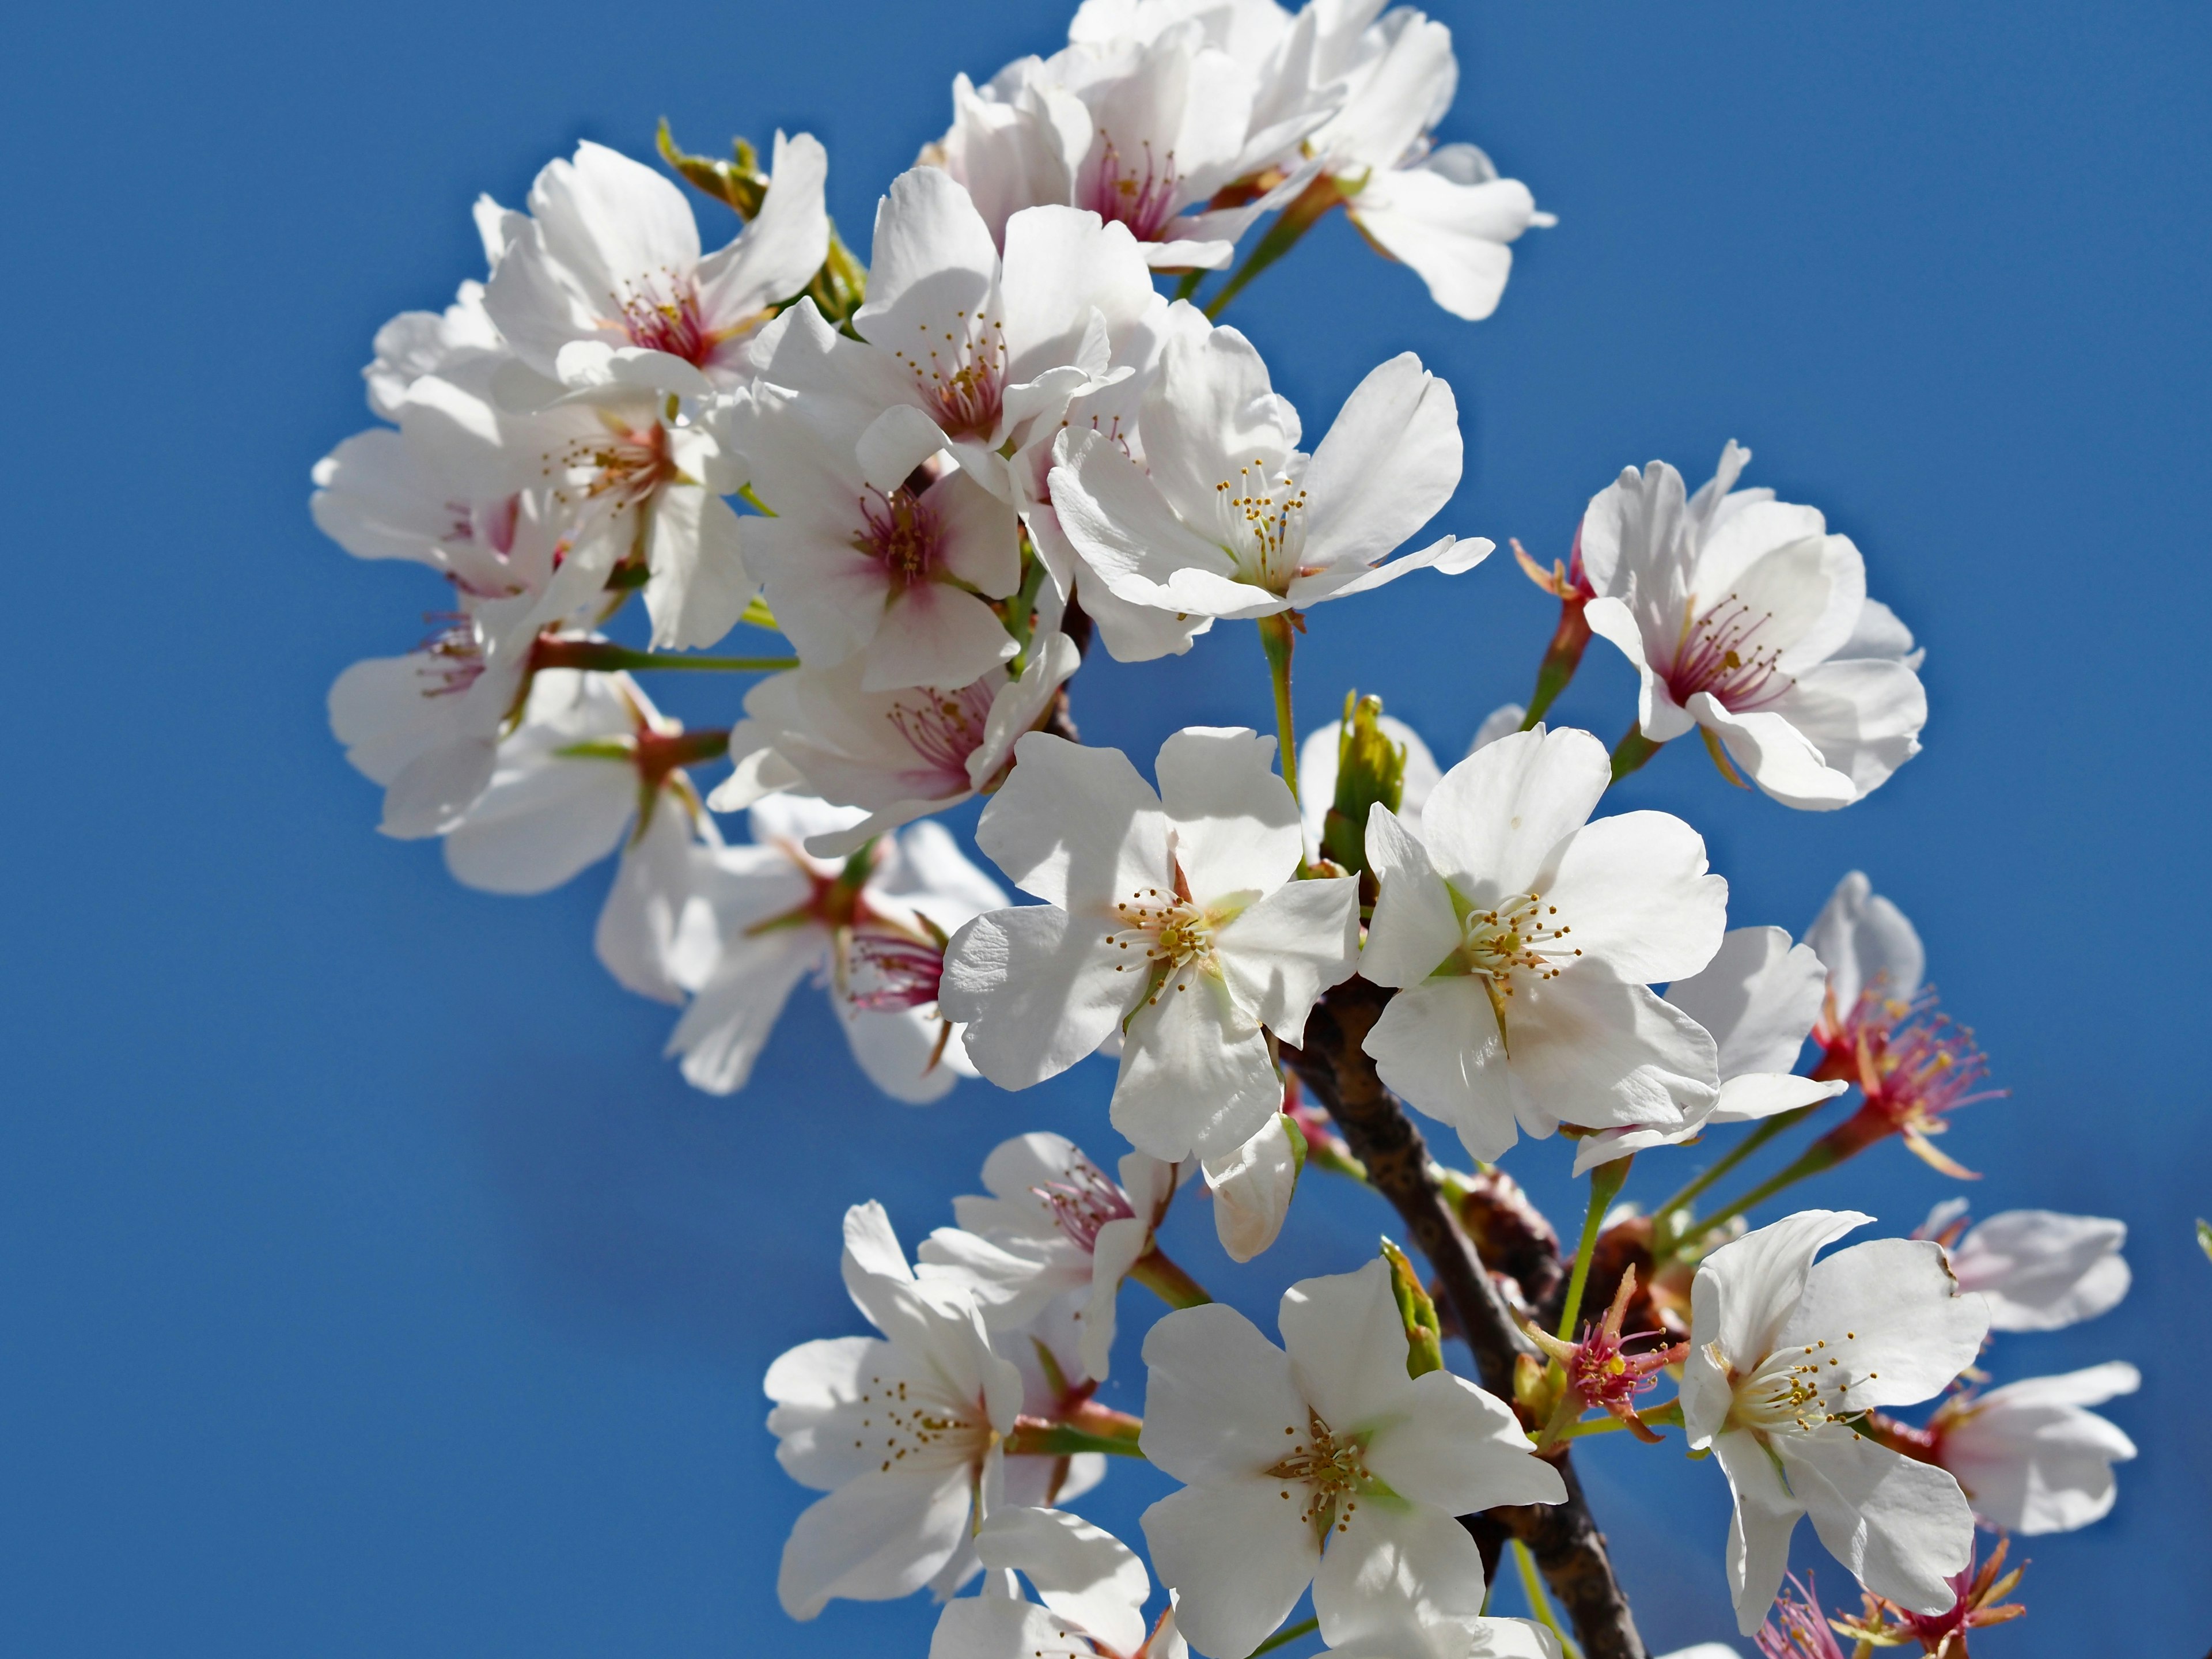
[317,2,2133,1655]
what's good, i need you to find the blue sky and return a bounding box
[5,2,2206,1653]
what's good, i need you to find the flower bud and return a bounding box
[1202,1113,1304,1263]
[1321,692,1406,876]
[1380,1237,1444,1377]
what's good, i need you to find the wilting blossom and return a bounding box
[1681,1210,1987,1635]
[1580,443,1926,809]
[919,1131,1181,1382]
[945,728,1358,1162]
[1831,1536,2027,1659]
[1358,725,1726,1162]
[1139,1258,1565,1658]
[667,796,1005,1102]
[1051,322,1486,621]
[766,1203,1024,1619]
[484,135,828,391]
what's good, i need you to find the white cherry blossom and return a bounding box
[709,601,1081,858]
[1325,1608,1564,1659]
[942,727,1360,1162]
[929,19,1319,269]
[766,1202,1024,1620]
[918,1131,1181,1382]
[1571,925,1847,1174]
[1050,321,1487,620]
[1580,444,1927,809]
[1929,1361,2139,1535]
[362,269,507,422]
[666,795,1005,1102]
[1295,1,1551,320]
[1139,1258,1565,1658]
[1359,725,1727,1162]
[1680,1210,1987,1635]
[930,1506,1184,1659]
[1919,1203,2130,1332]
[484,135,828,391]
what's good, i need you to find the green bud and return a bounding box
[657,120,768,219]
[1321,692,1405,877]
[1379,1237,1444,1378]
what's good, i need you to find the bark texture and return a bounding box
[1282,976,1648,1659]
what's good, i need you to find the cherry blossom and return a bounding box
[765,1202,1024,1620]
[918,1131,1181,1381]
[1927,1361,2139,1535]
[1571,925,1848,1174]
[1139,1258,1565,1658]
[1580,443,1927,809]
[1201,1112,1303,1263]
[1680,1210,1987,1634]
[930,1506,1185,1659]
[709,601,1081,858]
[1050,320,1487,621]
[1918,1203,2130,1332]
[1804,870,1924,1068]
[666,794,1005,1103]
[942,727,1359,1162]
[1294,1,1552,320]
[484,135,828,392]
[1359,724,1727,1162]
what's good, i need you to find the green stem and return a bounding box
[1520,596,1592,729]
[1258,612,1300,802]
[1652,1108,1817,1230]
[1003,1422,1150,1460]
[1609,725,1664,781]
[1555,1156,1631,1341]
[1251,1616,1320,1657]
[1128,1248,1213,1309]
[1205,175,1344,320]
[1512,1539,1581,1659]
[1172,269,1206,302]
[1688,1140,1844,1244]
[532,639,796,675]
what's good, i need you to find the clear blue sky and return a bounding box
[5,3,2205,1653]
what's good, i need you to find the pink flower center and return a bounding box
[887,681,997,786]
[1665,593,1790,711]
[1080,135,1182,242]
[614,272,721,368]
[413,613,486,697]
[1031,1157,1136,1255]
[889,315,1006,440]
[556,418,674,512]
[1859,991,1999,1131]
[854,486,946,587]
[845,931,947,1012]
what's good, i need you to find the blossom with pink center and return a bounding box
[1528,1266,1687,1441]
[484,135,828,391]
[1804,870,1925,1068]
[1922,1361,2139,1535]
[926,18,1325,269]
[921,1131,1181,1381]
[710,589,1082,856]
[1831,1536,2027,1658]
[664,794,1007,1102]
[1753,1575,1846,1659]
[1580,443,1927,809]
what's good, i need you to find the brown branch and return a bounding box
[1282,977,1647,1659]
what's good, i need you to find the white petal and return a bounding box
[1299,353,1461,573]
[1347,165,1539,321]
[1138,1302,1308,1484]
[1140,1480,1317,1659]
[1664,927,1828,1081]
[1781,1238,1988,1411]
[1358,804,1461,989]
[1364,978,1520,1162]
[1501,974,1717,1134]
[664,926,823,1094]
[1538,809,1728,985]
[1419,727,1609,898]
[777,1465,973,1619]
[1710,1427,1804,1636]
[975,1506,1152,1658]
[1805,871,1924,1018]
[864,581,1019,693]
[1154,726,1303,898]
[593,800,705,1003]
[1142,323,1300,527]
[1312,1500,1490,1648]
[1277,1260,1415,1434]
[1684,1210,1873,1442]
[1759,658,1928,802]
[1950,1210,2130,1331]
[1113,971,1283,1161]
[1214,875,1360,1047]
[974,732,1169,911]
[941,906,1135,1090]
[1202,1115,1302,1264]
[1779,1425,1973,1615]
[1366,1369,1566,1514]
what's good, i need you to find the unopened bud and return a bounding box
[1202,1114,1304,1263]
[1321,692,1406,876]
[1379,1238,1444,1378]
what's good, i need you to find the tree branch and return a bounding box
[1282,977,1647,1659]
